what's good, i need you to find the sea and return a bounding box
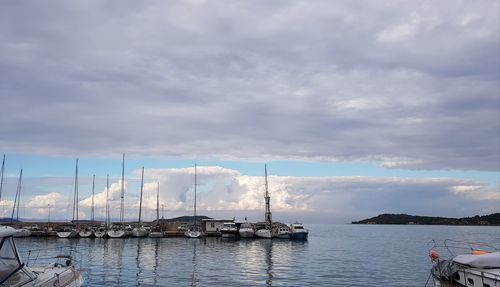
[15,224,500,286]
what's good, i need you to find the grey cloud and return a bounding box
[0,1,498,170]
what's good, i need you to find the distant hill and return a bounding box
[0,218,21,223]
[156,215,213,223]
[352,213,500,225]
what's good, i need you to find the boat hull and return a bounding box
[94,231,107,238]
[149,232,164,238]
[57,230,78,238]
[107,230,126,238]
[30,265,84,287]
[79,230,94,238]
[291,231,308,240]
[131,228,149,237]
[221,230,239,238]
[255,229,273,238]
[185,230,202,238]
[13,229,31,237]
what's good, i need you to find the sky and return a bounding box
[0,1,498,223]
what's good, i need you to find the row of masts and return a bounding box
[0,154,272,230]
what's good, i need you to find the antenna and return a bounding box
[0,154,5,202]
[91,174,95,222]
[120,153,125,224]
[138,167,144,224]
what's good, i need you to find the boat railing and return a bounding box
[18,245,86,268]
[428,239,499,257]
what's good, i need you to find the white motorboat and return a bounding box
[429,240,500,287]
[185,225,203,238]
[0,226,84,286]
[57,225,78,238]
[255,228,273,239]
[220,222,238,238]
[149,225,164,238]
[131,226,149,237]
[107,225,127,238]
[290,222,308,240]
[94,226,107,238]
[238,223,254,238]
[274,225,291,239]
[13,228,32,237]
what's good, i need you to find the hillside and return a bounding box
[352,213,500,225]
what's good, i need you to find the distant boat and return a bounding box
[10,168,32,237]
[80,175,97,238]
[220,222,238,238]
[107,154,127,238]
[13,228,31,237]
[149,182,164,238]
[96,174,111,238]
[290,222,308,240]
[238,222,255,238]
[79,227,94,238]
[58,159,80,238]
[255,165,274,239]
[132,167,148,237]
[274,224,291,239]
[94,225,107,238]
[185,164,202,238]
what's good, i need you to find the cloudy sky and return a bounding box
[0,1,498,223]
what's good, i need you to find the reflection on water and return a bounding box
[14,225,499,287]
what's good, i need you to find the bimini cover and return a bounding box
[453,252,500,269]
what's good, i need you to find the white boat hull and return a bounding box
[79,230,94,238]
[94,230,107,238]
[149,231,164,238]
[30,265,84,286]
[131,228,149,237]
[13,229,31,237]
[185,230,202,238]
[255,229,273,238]
[107,230,126,238]
[57,230,78,238]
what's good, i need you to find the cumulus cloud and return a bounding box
[0,1,497,171]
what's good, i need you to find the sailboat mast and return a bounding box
[156,182,159,224]
[10,168,22,225]
[91,174,95,222]
[72,158,79,226]
[194,164,197,226]
[264,164,272,227]
[138,167,144,224]
[0,154,5,202]
[106,174,110,228]
[120,153,125,224]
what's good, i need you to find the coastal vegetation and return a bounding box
[352,213,500,225]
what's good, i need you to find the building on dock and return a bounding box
[202,219,234,236]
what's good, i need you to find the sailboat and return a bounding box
[255,164,273,239]
[95,174,110,238]
[149,182,164,238]
[108,153,127,238]
[132,167,148,237]
[10,168,31,238]
[79,174,96,238]
[57,159,79,238]
[185,164,202,238]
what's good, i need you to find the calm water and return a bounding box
[15,224,500,286]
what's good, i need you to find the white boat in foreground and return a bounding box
[0,226,84,286]
[238,223,254,238]
[429,240,500,287]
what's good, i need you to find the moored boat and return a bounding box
[149,226,164,238]
[132,226,149,237]
[274,225,291,239]
[220,222,238,238]
[107,224,127,238]
[94,226,107,238]
[13,228,32,237]
[429,240,500,287]
[290,222,308,240]
[238,222,255,238]
[185,224,203,238]
[78,227,94,238]
[57,225,79,238]
[0,226,84,286]
[255,227,273,239]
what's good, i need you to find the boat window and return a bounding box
[0,237,25,285]
[1,266,35,287]
[294,226,303,229]
[483,284,490,287]
[467,278,474,285]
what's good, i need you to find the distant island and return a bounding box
[352,213,500,225]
